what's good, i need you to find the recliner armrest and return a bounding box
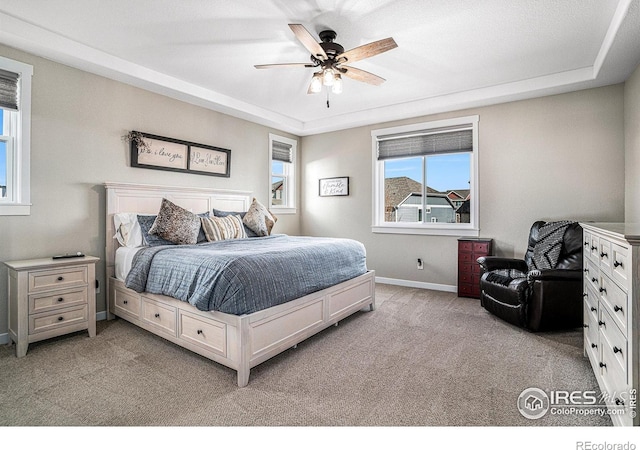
[527,269,582,281]
[476,256,528,272]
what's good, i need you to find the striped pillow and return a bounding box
[201,215,247,241]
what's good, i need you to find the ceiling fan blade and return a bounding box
[289,24,328,60]
[254,63,315,69]
[338,37,397,64]
[341,66,386,86]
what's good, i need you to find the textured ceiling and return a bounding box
[0,0,639,135]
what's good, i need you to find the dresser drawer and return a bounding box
[588,234,600,262]
[600,307,628,380]
[597,238,613,276]
[599,273,628,336]
[610,243,630,289]
[29,287,87,314]
[583,303,599,363]
[583,285,599,318]
[29,304,88,334]
[459,241,473,252]
[584,258,600,293]
[142,297,177,336]
[28,266,88,293]
[179,311,226,357]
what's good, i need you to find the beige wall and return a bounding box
[301,85,625,287]
[625,63,640,222]
[0,45,301,335]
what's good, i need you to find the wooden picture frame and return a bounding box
[129,131,230,178]
[319,177,349,197]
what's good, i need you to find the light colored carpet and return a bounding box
[0,284,610,427]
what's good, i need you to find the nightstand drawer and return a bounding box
[29,305,88,334]
[29,287,87,314]
[142,297,177,336]
[28,266,88,292]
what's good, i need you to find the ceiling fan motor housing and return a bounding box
[318,30,344,59]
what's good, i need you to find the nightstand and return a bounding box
[5,255,99,357]
[458,238,493,298]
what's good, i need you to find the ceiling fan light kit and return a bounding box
[255,24,397,106]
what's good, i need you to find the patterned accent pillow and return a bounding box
[139,211,209,246]
[212,208,258,237]
[201,215,247,241]
[148,198,201,245]
[242,198,277,237]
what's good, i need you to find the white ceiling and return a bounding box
[1,0,639,136]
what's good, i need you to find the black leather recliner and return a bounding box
[476,221,583,332]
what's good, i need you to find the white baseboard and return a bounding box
[96,310,107,321]
[375,276,457,293]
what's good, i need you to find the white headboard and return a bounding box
[104,182,252,278]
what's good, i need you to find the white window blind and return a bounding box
[272,140,293,163]
[377,125,473,160]
[0,68,19,111]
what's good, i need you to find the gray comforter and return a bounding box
[125,234,367,315]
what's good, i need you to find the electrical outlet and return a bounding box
[417,258,424,270]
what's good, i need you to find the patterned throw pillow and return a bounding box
[242,198,277,237]
[148,198,201,245]
[201,215,247,241]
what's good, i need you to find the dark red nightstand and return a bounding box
[458,238,493,298]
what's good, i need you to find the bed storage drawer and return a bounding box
[328,278,373,320]
[113,287,141,320]
[179,311,226,357]
[141,297,177,336]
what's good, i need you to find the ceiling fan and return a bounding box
[255,24,397,106]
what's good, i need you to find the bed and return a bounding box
[105,182,375,387]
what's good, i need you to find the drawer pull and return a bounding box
[57,297,64,302]
[614,305,623,312]
[584,241,589,247]
[57,276,64,281]
[57,316,64,321]
[197,329,203,335]
[590,307,597,312]
[154,313,160,318]
[583,268,589,273]
[583,293,588,298]
[615,398,625,406]
[123,300,128,305]
[600,252,608,258]
[599,362,606,368]
[591,343,597,349]
[599,287,607,294]
[591,277,597,284]
[591,246,597,251]
[598,321,605,327]
[583,324,589,328]
[613,346,622,354]
[613,260,623,268]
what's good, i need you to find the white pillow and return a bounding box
[113,213,144,247]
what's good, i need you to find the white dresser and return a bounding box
[580,223,639,426]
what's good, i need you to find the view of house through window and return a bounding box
[271,159,286,206]
[383,152,471,224]
[268,134,296,213]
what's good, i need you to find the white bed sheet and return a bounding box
[115,246,142,281]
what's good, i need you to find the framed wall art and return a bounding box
[128,131,231,177]
[319,176,349,197]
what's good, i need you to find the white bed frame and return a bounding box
[105,182,375,387]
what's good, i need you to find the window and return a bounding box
[371,115,479,236]
[0,56,33,216]
[269,133,296,214]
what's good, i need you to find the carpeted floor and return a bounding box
[0,284,611,427]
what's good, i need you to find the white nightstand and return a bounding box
[5,255,99,357]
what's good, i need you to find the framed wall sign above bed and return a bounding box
[127,131,231,177]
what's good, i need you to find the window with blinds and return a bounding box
[371,116,479,236]
[269,134,297,213]
[0,56,32,216]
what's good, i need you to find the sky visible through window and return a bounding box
[384,153,471,192]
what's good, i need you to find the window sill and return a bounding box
[372,225,479,237]
[270,207,297,215]
[0,203,31,216]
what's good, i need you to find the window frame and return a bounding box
[0,56,33,216]
[268,133,297,214]
[371,115,479,236]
